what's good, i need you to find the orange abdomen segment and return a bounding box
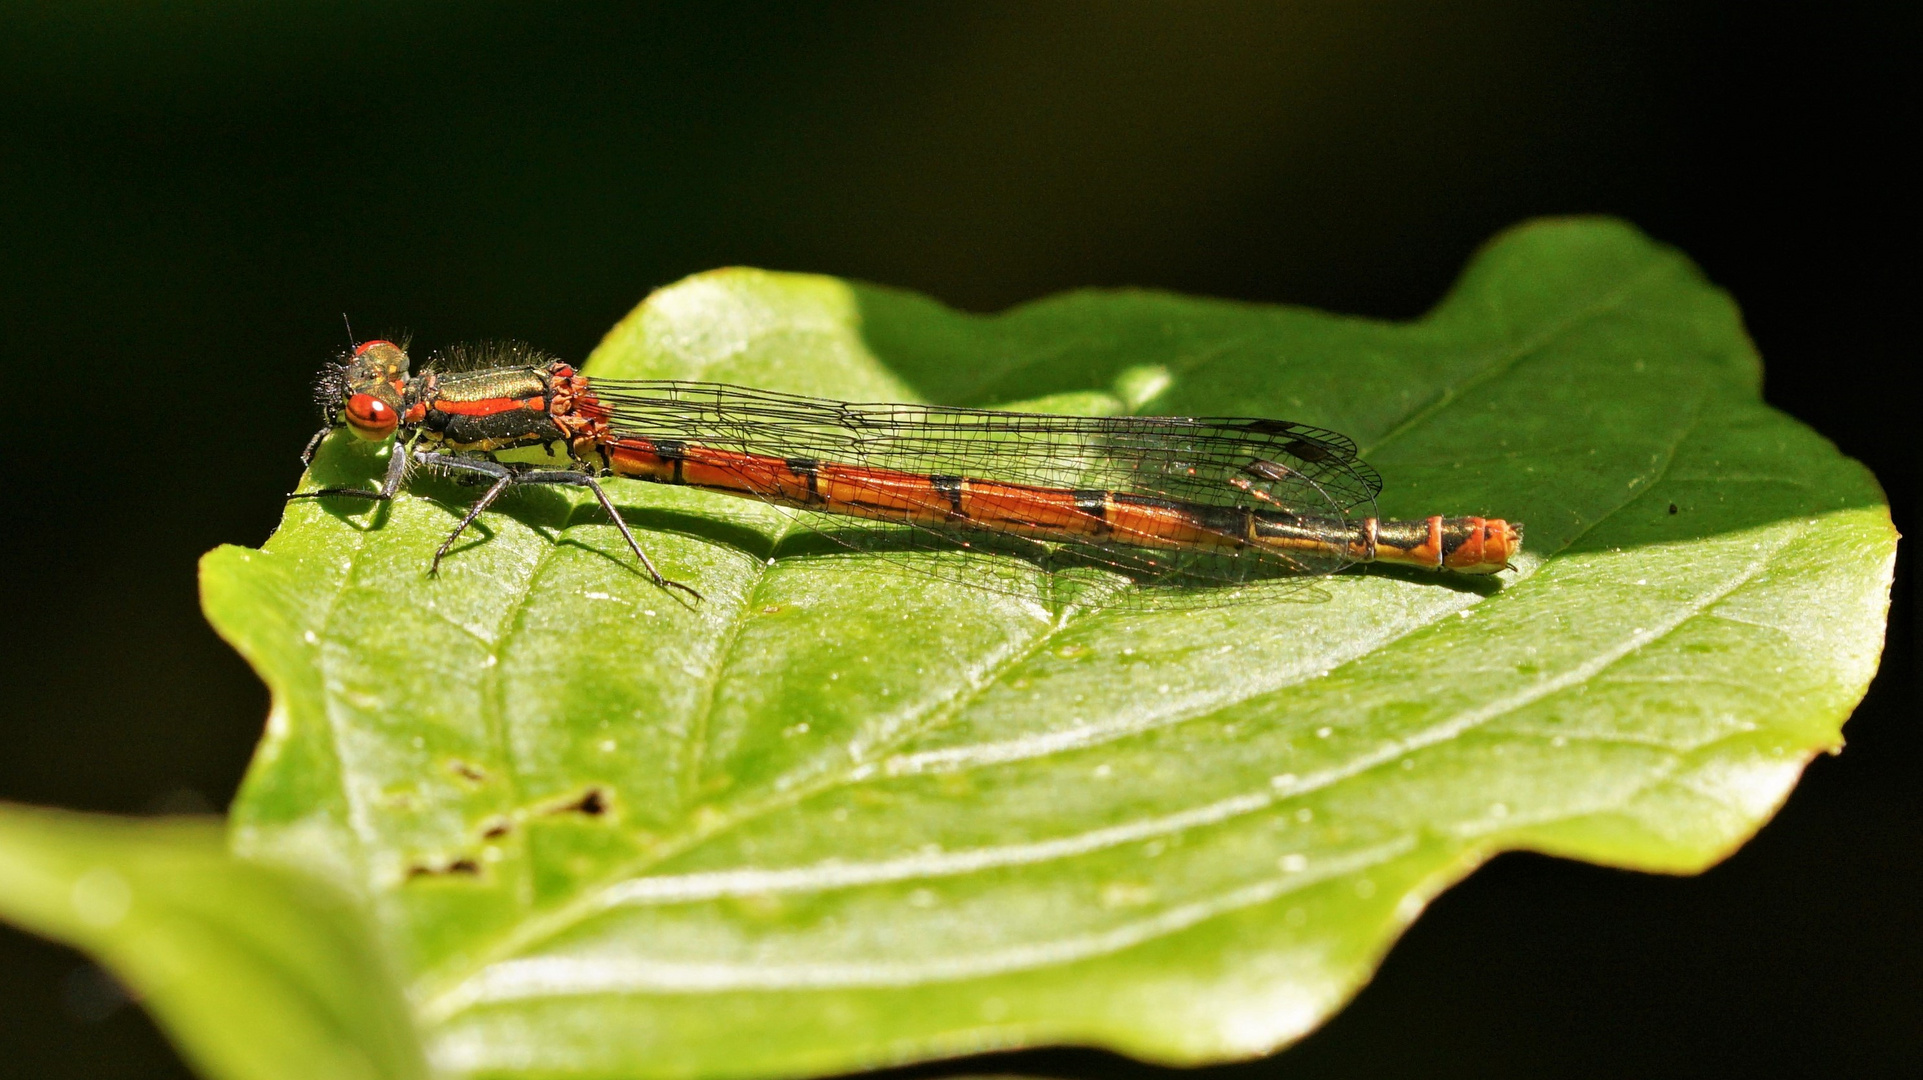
[1367,516,1521,573]
[1439,516,1521,573]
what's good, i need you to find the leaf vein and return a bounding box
[1359,259,1672,458]
[427,839,1415,1013]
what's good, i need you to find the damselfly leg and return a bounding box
[289,438,411,502]
[414,453,702,601]
[295,443,700,600]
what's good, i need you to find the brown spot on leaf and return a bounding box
[544,786,610,818]
[449,760,488,783]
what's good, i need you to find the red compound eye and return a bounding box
[344,393,398,439]
[353,338,399,357]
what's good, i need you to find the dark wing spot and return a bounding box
[1281,439,1334,463]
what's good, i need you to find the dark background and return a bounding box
[1,3,1913,1077]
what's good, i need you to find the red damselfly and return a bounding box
[293,340,1520,603]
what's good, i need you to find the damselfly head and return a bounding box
[350,338,411,381]
[316,338,413,441]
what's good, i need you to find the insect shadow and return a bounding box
[755,519,1348,613]
[1359,561,1504,596]
[300,444,1462,611]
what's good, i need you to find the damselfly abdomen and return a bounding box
[292,340,1520,603]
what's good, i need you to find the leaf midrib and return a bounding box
[306,504,385,864]
[675,514,804,809]
[431,837,1421,1008]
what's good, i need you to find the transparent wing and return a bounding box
[587,379,1383,604]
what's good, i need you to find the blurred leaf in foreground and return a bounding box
[0,804,426,1080]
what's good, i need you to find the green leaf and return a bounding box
[0,804,427,1080]
[193,218,1892,1078]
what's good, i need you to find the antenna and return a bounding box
[341,312,358,349]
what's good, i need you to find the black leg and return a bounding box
[301,447,702,601]
[416,453,518,575]
[511,468,704,603]
[299,426,331,466]
[289,438,411,501]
